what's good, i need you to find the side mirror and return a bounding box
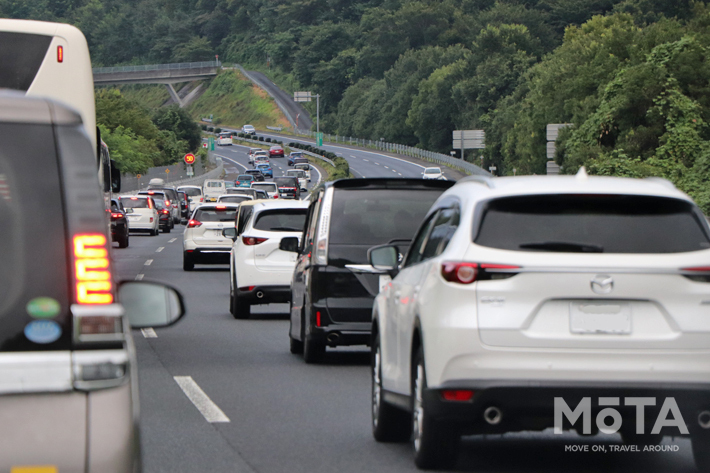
[118,281,185,329]
[222,228,237,240]
[279,236,299,253]
[368,245,400,275]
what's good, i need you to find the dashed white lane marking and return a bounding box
[392,169,397,173]
[145,259,153,266]
[363,159,369,162]
[174,376,230,423]
[168,238,177,243]
[141,328,157,338]
[135,273,145,280]
[375,162,380,165]
[156,247,164,252]
[384,166,389,169]
[398,173,402,176]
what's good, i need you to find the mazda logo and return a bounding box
[590,275,613,294]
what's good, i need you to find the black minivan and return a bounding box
[283,178,453,362]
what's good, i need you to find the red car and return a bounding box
[269,145,284,158]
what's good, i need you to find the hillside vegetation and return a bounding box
[4,0,710,210]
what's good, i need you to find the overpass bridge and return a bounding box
[93,61,220,107]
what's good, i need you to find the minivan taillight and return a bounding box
[441,262,521,284]
[187,219,202,228]
[242,236,268,245]
[73,234,113,304]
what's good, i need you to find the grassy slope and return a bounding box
[113,84,171,109]
[187,70,290,130]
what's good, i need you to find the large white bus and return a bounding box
[0,19,119,193]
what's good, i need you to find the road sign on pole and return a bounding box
[316,132,324,147]
[186,165,194,177]
[453,130,485,152]
[294,92,320,136]
[208,136,215,151]
[294,92,312,102]
[184,153,196,165]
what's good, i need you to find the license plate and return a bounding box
[212,230,224,237]
[379,275,392,293]
[128,215,140,220]
[570,302,631,334]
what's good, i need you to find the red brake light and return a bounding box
[187,219,202,228]
[147,199,153,209]
[130,197,138,200]
[110,212,122,219]
[441,262,521,284]
[216,205,226,210]
[57,45,63,63]
[682,266,710,272]
[165,200,170,207]
[162,209,169,215]
[441,390,474,402]
[148,191,155,195]
[73,234,113,304]
[242,236,268,246]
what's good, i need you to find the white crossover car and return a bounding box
[368,171,710,470]
[183,203,240,270]
[120,195,159,236]
[177,185,203,213]
[229,200,309,319]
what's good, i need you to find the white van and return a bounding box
[203,179,227,202]
[120,195,159,235]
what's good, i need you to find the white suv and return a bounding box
[229,200,309,319]
[183,203,240,270]
[120,195,159,235]
[368,173,710,470]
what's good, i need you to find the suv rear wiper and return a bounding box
[519,241,604,253]
[270,227,301,231]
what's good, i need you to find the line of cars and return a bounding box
[201,170,710,471]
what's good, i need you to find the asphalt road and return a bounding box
[111,150,699,472]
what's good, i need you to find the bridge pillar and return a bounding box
[165,83,184,108]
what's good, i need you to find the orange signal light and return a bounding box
[73,234,113,304]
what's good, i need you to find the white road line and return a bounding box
[135,273,144,280]
[398,173,402,176]
[141,328,157,338]
[392,169,397,173]
[145,259,153,266]
[375,162,380,165]
[217,155,248,171]
[350,155,357,158]
[174,376,230,423]
[363,159,369,162]
[384,166,389,169]
[168,238,177,243]
[156,247,164,252]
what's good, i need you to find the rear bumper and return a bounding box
[308,319,371,347]
[417,380,710,436]
[185,247,231,264]
[238,285,291,304]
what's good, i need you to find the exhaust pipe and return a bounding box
[326,332,340,345]
[256,291,264,299]
[699,411,710,429]
[483,406,502,425]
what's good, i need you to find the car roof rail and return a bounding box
[458,175,495,188]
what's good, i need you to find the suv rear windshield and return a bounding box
[475,194,710,254]
[254,209,307,232]
[219,196,252,203]
[123,197,151,209]
[0,122,72,351]
[196,208,238,222]
[274,177,298,187]
[252,183,276,190]
[329,189,444,246]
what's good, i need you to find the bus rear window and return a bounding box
[0,32,52,91]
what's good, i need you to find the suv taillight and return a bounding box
[441,262,521,284]
[242,236,268,245]
[187,219,202,228]
[73,234,113,304]
[110,212,123,220]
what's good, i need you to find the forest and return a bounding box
[2,0,709,208]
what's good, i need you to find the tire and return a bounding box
[303,333,325,364]
[162,225,171,234]
[289,336,304,354]
[620,429,663,447]
[693,433,710,471]
[183,252,194,271]
[372,334,411,442]
[412,347,459,470]
[117,231,129,248]
[150,227,158,236]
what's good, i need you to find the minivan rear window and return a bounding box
[254,209,307,232]
[0,122,72,351]
[329,189,443,246]
[180,187,201,197]
[123,197,150,209]
[475,194,710,253]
